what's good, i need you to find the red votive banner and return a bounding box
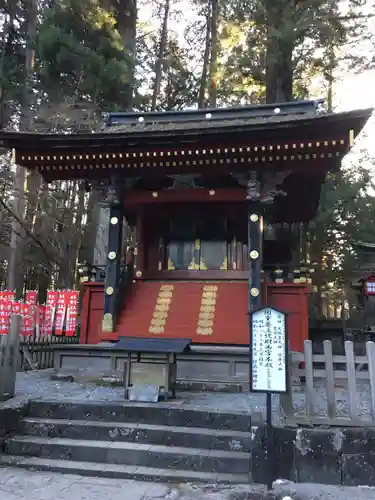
[45,291,58,335]
[0,291,15,301]
[54,292,66,336]
[0,298,12,335]
[25,290,38,306]
[65,291,79,337]
[21,302,34,336]
[0,289,79,336]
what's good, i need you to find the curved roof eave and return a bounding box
[0,107,372,151]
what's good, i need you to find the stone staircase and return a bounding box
[0,400,252,484]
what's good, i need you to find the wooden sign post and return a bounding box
[250,306,289,490]
[0,315,21,402]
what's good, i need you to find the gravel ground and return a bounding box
[13,370,373,423]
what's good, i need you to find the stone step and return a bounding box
[28,400,251,432]
[20,417,251,452]
[5,435,250,474]
[0,455,250,484]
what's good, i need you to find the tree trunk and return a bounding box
[72,182,86,269]
[326,46,335,113]
[32,180,52,303]
[0,6,16,129]
[198,2,211,109]
[151,0,170,111]
[101,0,137,110]
[208,0,218,108]
[78,189,101,264]
[265,0,294,104]
[7,0,37,297]
[56,181,78,288]
[24,170,41,229]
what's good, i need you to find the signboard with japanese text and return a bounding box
[250,306,288,394]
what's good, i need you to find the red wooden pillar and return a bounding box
[266,283,309,353]
[79,283,105,344]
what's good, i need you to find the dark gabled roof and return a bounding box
[104,99,323,129]
[0,105,372,152]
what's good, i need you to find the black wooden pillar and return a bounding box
[247,173,263,319]
[102,201,124,333]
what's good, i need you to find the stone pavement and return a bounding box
[0,468,375,500]
[14,369,374,422]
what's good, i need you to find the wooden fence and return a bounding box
[1,316,79,401]
[280,340,375,427]
[19,334,79,371]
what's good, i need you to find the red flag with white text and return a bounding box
[54,291,67,336]
[65,291,79,337]
[37,304,46,336]
[21,302,33,336]
[44,291,58,335]
[25,290,38,306]
[0,299,12,335]
[0,291,15,302]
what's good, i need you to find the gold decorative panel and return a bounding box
[196,284,218,336]
[200,305,215,313]
[148,284,175,335]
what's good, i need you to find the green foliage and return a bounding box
[36,0,132,111]
[136,33,199,110]
[0,2,28,127]
[208,0,370,104]
[310,157,375,285]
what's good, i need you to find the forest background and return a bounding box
[0,0,374,312]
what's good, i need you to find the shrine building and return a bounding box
[0,100,372,351]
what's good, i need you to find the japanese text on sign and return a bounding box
[250,307,287,393]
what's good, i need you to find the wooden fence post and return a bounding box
[279,350,295,424]
[366,341,375,420]
[323,340,336,419]
[0,315,21,402]
[304,340,314,420]
[345,340,358,420]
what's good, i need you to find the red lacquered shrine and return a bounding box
[0,100,371,350]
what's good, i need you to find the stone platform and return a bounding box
[51,344,250,392]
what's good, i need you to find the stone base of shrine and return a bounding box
[51,344,250,392]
